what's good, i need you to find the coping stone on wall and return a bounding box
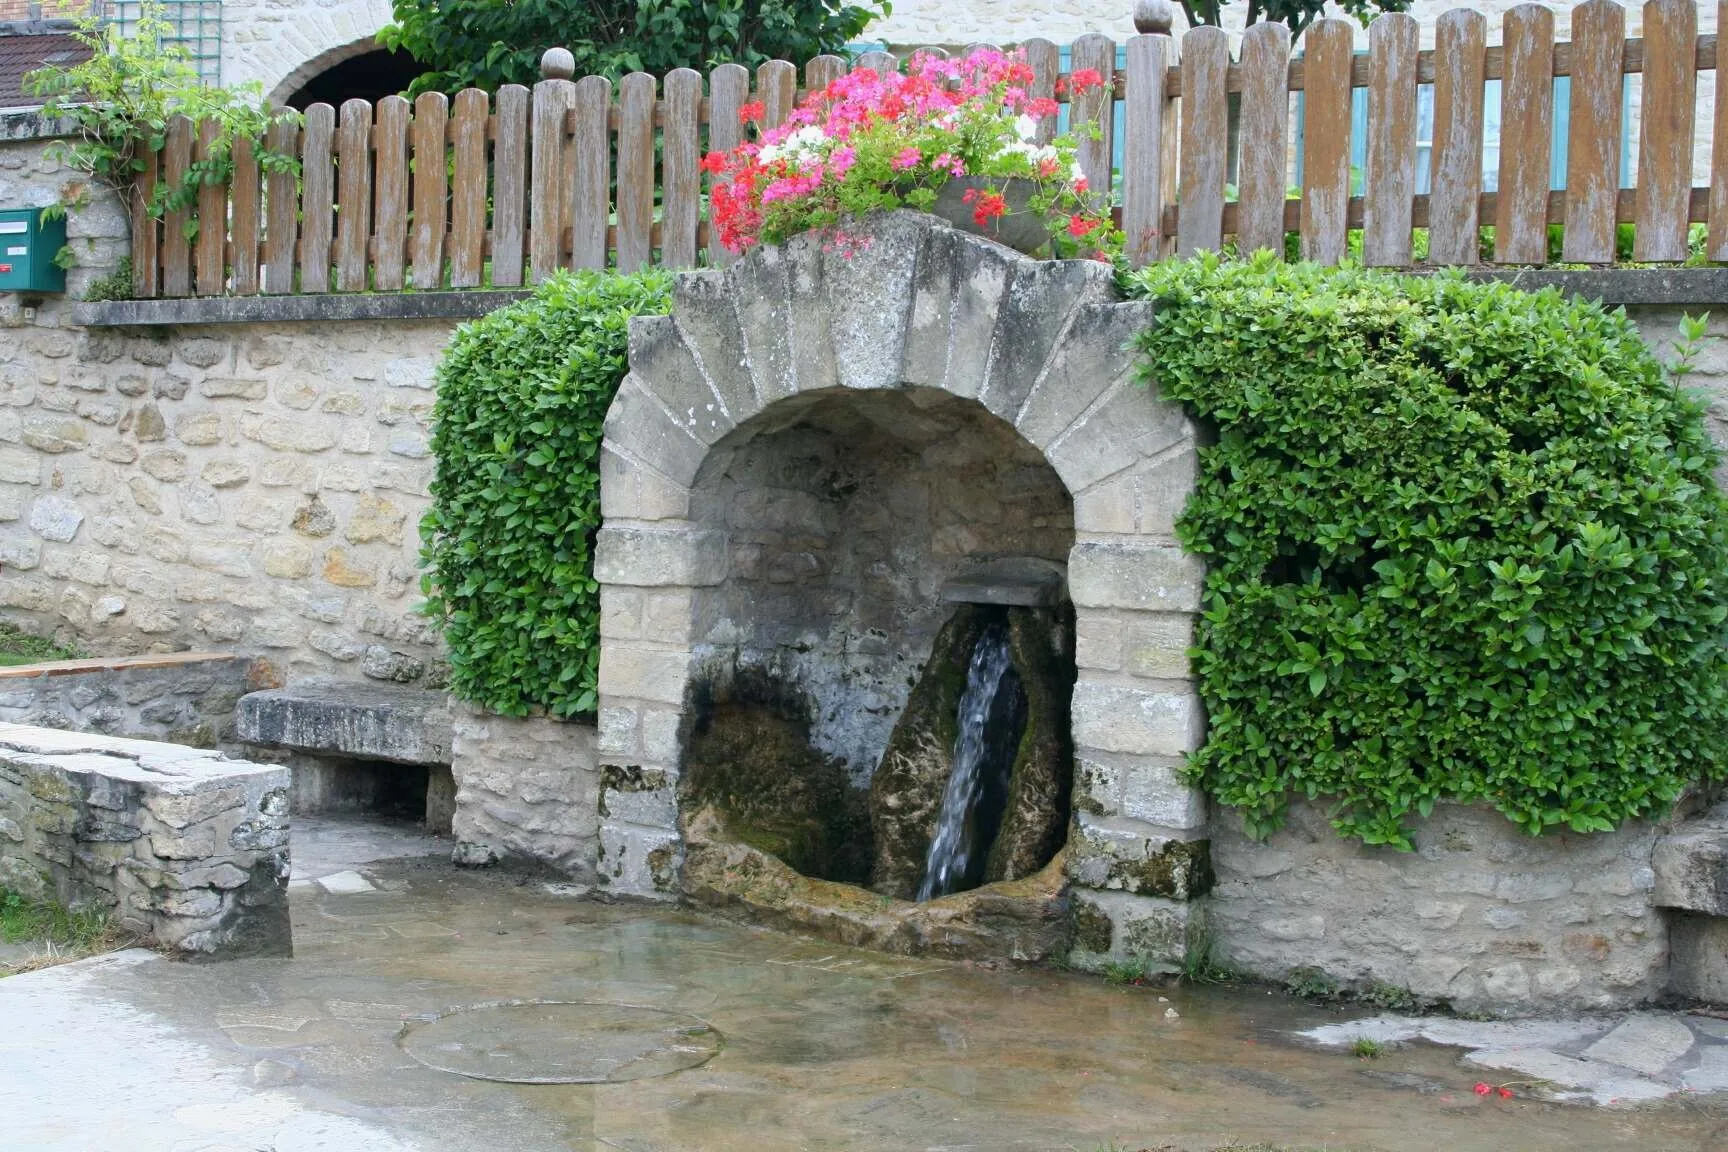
[73,291,534,328]
[1461,267,1728,306]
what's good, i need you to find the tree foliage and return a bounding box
[1130,254,1728,848]
[380,0,889,96]
[1181,0,1412,40]
[420,269,673,717]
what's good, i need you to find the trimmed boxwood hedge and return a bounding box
[420,269,672,717]
[1129,254,1728,848]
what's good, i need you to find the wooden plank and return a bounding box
[853,50,897,77]
[491,84,529,287]
[529,78,573,283]
[1122,32,1174,266]
[569,75,612,271]
[707,64,748,266]
[1633,0,1698,261]
[193,119,227,295]
[1494,4,1555,264]
[1235,21,1290,258]
[1177,26,1229,256]
[1713,0,1728,259]
[758,59,798,130]
[335,99,372,292]
[410,91,448,290]
[1024,38,1060,145]
[161,115,192,297]
[1362,13,1419,266]
[1069,32,1116,202]
[1428,8,1486,265]
[229,135,260,295]
[449,88,488,288]
[298,104,336,293]
[130,148,159,297]
[662,68,703,270]
[373,94,410,291]
[617,72,657,272]
[805,54,846,96]
[1562,0,1627,262]
[1300,19,1353,264]
[261,119,297,294]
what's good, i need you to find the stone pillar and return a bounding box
[592,522,724,897]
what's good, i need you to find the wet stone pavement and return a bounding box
[3,822,1728,1151]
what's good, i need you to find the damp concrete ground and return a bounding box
[3,817,1728,1152]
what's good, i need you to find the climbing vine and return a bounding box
[26,2,298,235]
[1130,253,1728,848]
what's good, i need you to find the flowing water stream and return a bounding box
[916,621,1023,901]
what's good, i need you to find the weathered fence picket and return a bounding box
[124,0,1726,298]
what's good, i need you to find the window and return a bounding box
[111,0,219,85]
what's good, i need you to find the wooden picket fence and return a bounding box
[128,0,1726,299]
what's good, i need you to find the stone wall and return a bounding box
[1208,800,1668,1015]
[0,651,270,747]
[448,704,601,879]
[0,131,457,686]
[0,722,291,956]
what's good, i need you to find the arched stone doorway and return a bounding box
[594,212,1210,969]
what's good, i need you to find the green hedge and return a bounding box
[1130,254,1728,848]
[420,269,672,716]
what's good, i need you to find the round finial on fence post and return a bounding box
[540,47,575,81]
[1134,0,1175,34]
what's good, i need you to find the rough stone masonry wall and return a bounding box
[449,704,601,880]
[1208,801,1667,1015]
[0,722,291,957]
[0,133,455,686]
[0,651,269,748]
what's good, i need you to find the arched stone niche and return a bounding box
[594,212,1210,968]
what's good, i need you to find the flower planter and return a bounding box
[927,177,1050,255]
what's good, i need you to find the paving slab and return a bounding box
[1462,1047,1675,1105]
[1583,1013,1698,1076]
[317,870,377,895]
[3,857,1725,1151]
[1683,1047,1728,1093]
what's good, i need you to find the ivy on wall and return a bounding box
[1130,254,1728,848]
[420,269,672,717]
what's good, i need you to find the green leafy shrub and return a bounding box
[420,269,672,716]
[1130,253,1728,848]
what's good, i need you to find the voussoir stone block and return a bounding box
[671,270,756,421]
[594,524,727,587]
[977,258,1119,425]
[627,315,736,446]
[825,211,925,392]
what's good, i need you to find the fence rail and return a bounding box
[127,0,1728,299]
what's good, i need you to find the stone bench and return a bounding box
[1653,806,1728,1002]
[236,680,455,832]
[0,723,290,957]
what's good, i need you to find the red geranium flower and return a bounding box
[1473,1082,1492,1097]
[737,101,766,125]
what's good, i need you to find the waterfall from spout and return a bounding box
[916,621,1023,901]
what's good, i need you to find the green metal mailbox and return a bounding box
[0,208,67,294]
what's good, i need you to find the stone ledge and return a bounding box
[237,679,454,766]
[1652,808,1728,915]
[0,652,252,681]
[73,290,532,328]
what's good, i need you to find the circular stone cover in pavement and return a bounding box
[398,1000,722,1084]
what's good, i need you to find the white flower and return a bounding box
[759,143,782,164]
[794,126,826,147]
[1071,160,1086,182]
[1015,114,1037,141]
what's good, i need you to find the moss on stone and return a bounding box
[867,604,990,898]
[681,687,873,885]
[986,606,1074,884]
[1071,896,1115,954]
